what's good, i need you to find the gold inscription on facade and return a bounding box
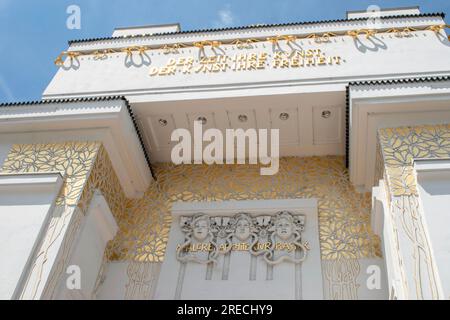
[150,49,342,76]
[176,242,300,252]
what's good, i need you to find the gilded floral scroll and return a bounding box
[378,124,450,299]
[110,156,381,262]
[1,143,381,269]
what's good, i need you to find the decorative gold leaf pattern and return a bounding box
[0,141,101,299]
[1,142,100,206]
[377,124,450,298]
[108,156,381,262]
[379,124,450,196]
[5,125,448,295]
[1,143,381,264]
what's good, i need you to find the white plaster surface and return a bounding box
[0,173,62,299]
[44,14,449,100]
[96,261,161,300]
[416,160,450,299]
[96,261,130,299]
[56,192,118,299]
[0,143,11,167]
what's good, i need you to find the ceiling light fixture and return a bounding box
[321,110,331,118]
[238,114,248,122]
[279,112,289,121]
[197,116,207,125]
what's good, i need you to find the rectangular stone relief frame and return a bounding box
[154,199,323,300]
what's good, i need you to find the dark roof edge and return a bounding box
[0,95,156,180]
[0,95,126,107]
[68,12,446,45]
[345,75,450,168]
[349,75,450,87]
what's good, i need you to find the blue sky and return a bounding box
[0,0,448,103]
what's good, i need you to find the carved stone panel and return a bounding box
[154,199,323,300]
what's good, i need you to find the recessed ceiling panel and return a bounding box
[148,114,176,150]
[227,109,257,130]
[313,105,343,145]
[270,107,299,145]
[187,112,217,132]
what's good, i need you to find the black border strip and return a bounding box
[0,96,156,180]
[345,85,350,169]
[68,12,445,45]
[345,75,450,168]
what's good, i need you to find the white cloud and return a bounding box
[214,5,235,27]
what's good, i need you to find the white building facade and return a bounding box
[0,6,450,300]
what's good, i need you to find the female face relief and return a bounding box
[193,218,209,241]
[275,217,293,241]
[235,218,251,241]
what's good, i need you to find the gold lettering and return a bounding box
[306,49,315,57]
[149,67,158,76]
[305,57,315,66]
[149,49,343,76]
[317,55,326,65]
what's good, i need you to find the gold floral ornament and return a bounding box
[377,125,450,298]
[231,38,259,49]
[427,24,447,33]
[385,166,417,196]
[0,143,380,263]
[93,50,106,60]
[193,41,205,49]
[401,27,418,37]
[161,43,185,54]
[379,124,450,197]
[306,33,318,40]
[306,32,337,43]
[93,49,117,60]
[0,142,104,299]
[137,46,149,55]
[386,27,417,38]
[361,29,376,38]
[283,35,297,43]
[194,40,221,49]
[121,46,148,57]
[321,32,338,41]
[192,41,222,58]
[107,156,381,262]
[346,29,375,39]
[53,23,449,67]
[122,47,135,57]
[1,142,101,206]
[266,36,282,44]
[54,51,81,66]
[346,30,359,39]
[210,40,221,48]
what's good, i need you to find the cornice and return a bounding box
[345,75,450,170]
[348,75,450,88]
[0,96,155,180]
[68,12,445,45]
